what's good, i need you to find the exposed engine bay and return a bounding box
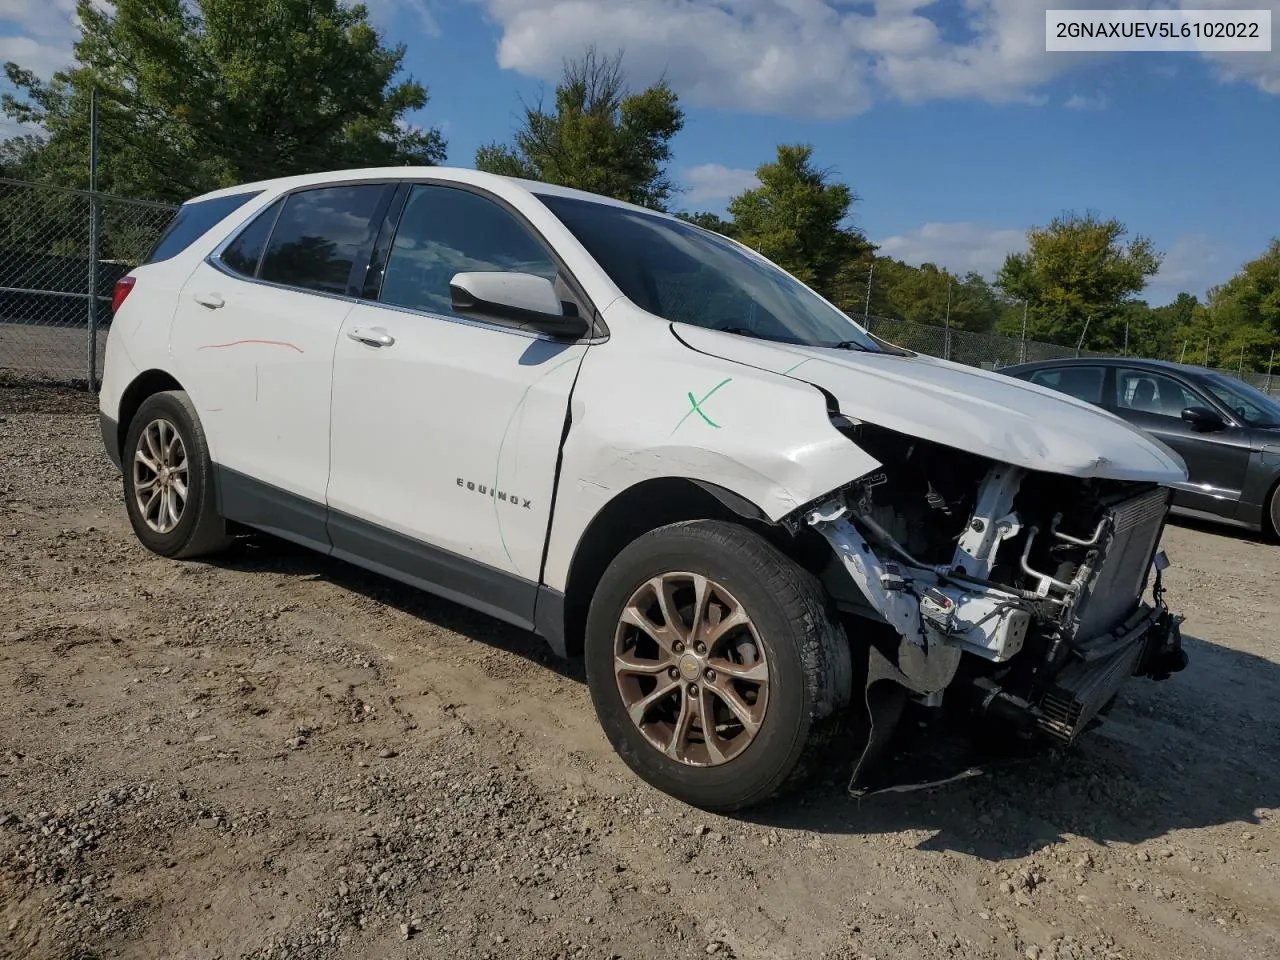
[804,423,1188,795]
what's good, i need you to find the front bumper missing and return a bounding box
[1038,602,1186,743]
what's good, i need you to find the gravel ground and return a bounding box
[1,384,1277,960]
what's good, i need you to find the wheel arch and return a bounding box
[553,477,830,659]
[115,369,185,464]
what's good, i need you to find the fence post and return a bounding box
[1019,300,1028,364]
[86,88,100,390]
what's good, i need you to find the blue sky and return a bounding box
[3,1,1279,305]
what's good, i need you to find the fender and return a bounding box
[540,302,880,591]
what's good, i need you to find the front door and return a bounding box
[1110,367,1253,517]
[326,182,590,625]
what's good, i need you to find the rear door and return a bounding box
[169,182,393,543]
[1108,367,1253,517]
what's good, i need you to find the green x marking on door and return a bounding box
[672,378,733,434]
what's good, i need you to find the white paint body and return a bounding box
[99,166,1188,620]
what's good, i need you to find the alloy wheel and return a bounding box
[132,418,189,534]
[613,572,770,766]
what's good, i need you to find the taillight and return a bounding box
[111,276,136,315]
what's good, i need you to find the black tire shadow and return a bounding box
[1167,512,1273,545]
[207,536,1276,859]
[205,533,585,684]
[741,631,1278,859]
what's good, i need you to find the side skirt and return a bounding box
[216,466,546,636]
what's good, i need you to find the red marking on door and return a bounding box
[198,339,304,353]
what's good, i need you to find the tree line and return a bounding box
[3,0,1277,372]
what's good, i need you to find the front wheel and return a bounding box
[584,520,852,811]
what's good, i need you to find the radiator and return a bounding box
[1072,487,1169,642]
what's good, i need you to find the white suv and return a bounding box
[100,167,1190,810]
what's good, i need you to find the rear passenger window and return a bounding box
[1028,366,1105,405]
[259,185,387,295]
[219,199,282,278]
[379,184,557,319]
[145,191,261,264]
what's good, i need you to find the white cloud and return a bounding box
[365,0,441,38]
[681,163,760,204]
[1144,233,1226,305]
[1063,91,1108,110]
[483,0,1102,117]
[0,34,74,79]
[482,0,1280,117]
[875,221,1027,278]
[1179,0,1280,95]
[0,0,80,79]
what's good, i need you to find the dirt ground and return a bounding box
[1,384,1276,960]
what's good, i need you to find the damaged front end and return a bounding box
[804,424,1188,796]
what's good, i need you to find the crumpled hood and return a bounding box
[673,324,1188,484]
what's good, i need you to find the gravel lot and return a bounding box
[1,384,1277,960]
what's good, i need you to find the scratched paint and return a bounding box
[671,378,733,435]
[781,358,811,376]
[492,352,584,573]
[198,339,304,354]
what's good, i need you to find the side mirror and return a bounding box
[1181,406,1225,431]
[449,272,590,340]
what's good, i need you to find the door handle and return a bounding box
[347,326,395,348]
[193,292,224,309]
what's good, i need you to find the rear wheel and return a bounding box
[1268,482,1280,541]
[584,520,852,811]
[123,390,233,558]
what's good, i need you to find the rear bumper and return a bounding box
[100,413,120,472]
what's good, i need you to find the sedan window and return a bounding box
[1115,369,1203,419]
[1203,375,1280,427]
[1027,366,1105,404]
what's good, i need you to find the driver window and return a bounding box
[379,184,558,320]
[1115,369,1202,419]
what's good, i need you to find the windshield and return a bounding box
[535,194,880,352]
[1204,374,1280,427]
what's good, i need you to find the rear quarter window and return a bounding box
[145,191,263,265]
[1027,367,1106,405]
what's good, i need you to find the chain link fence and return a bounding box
[0,178,176,385]
[0,175,1276,398]
[856,315,1277,395]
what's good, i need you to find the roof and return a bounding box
[185,166,665,218]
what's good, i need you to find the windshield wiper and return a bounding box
[827,340,871,352]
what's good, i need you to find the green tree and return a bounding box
[1196,240,1280,370]
[2,0,445,202]
[870,259,1002,332]
[996,211,1162,348]
[475,47,684,210]
[676,211,736,236]
[727,144,871,297]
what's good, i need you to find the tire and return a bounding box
[584,520,853,812]
[1268,482,1280,541]
[122,390,233,559]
